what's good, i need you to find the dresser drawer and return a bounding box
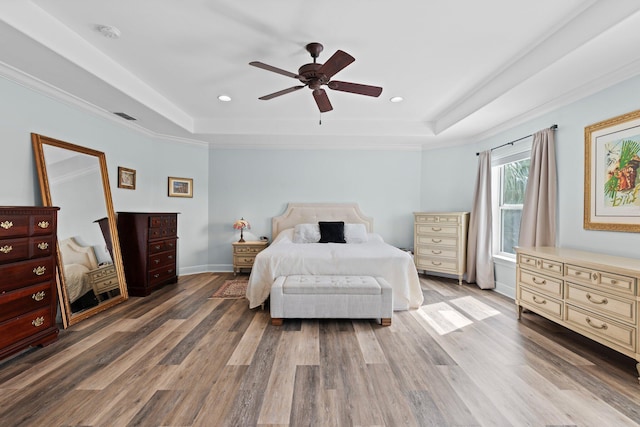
[518,287,563,320]
[416,224,458,236]
[565,305,635,352]
[565,264,635,295]
[0,215,30,238]
[0,307,53,349]
[517,269,563,298]
[415,214,461,224]
[149,251,176,268]
[0,238,29,263]
[518,254,563,275]
[148,265,176,286]
[415,246,457,259]
[0,257,55,292]
[149,226,177,240]
[415,256,458,273]
[30,236,54,259]
[416,235,458,247]
[565,283,635,324]
[0,282,52,323]
[148,239,177,254]
[30,215,55,236]
[149,215,178,229]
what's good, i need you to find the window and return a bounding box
[491,144,531,258]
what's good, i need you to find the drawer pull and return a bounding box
[168,255,174,259]
[592,272,599,281]
[32,317,44,327]
[33,266,46,276]
[168,243,174,248]
[585,317,608,330]
[586,293,608,305]
[37,221,50,229]
[32,291,45,301]
[431,261,442,266]
[532,277,546,285]
[431,227,442,231]
[155,245,162,250]
[154,273,160,278]
[37,242,49,250]
[168,269,174,274]
[431,250,442,254]
[611,279,617,285]
[154,259,160,264]
[532,296,546,305]
[431,239,442,243]
[1,221,13,230]
[0,245,12,254]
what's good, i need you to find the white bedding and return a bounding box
[63,263,92,303]
[247,229,424,311]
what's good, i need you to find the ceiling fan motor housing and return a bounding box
[298,63,327,89]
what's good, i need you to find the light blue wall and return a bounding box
[208,148,422,269]
[420,74,640,297]
[0,76,210,273]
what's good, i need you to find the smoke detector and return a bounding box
[96,25,121,39]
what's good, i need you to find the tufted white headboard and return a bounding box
[272,203,373,239]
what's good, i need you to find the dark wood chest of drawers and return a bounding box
[0,206,59,360]
[117,212,178,297]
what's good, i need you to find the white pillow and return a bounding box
[344,223,369,243]
[273,228,294,244]
[293,223,320,243]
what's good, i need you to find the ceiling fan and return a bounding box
[249,42,383,113]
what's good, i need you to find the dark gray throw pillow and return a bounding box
[318,221,346,243]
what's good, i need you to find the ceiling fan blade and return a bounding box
[313,89,333,112]
[327,81,383,97]
[317,50,355,79]
[249,61,302,79]
[259,86,305,100]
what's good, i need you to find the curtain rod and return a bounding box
[476,124,557,156]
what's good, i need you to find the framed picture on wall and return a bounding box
[117,166,136,190]
[168,176,193,198]
[584,108,640,232]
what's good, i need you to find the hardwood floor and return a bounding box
[1,272,639,426]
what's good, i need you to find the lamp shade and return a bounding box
[233,218,250,230]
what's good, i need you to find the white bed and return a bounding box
[246,203,424,311]
[59,237,98,303]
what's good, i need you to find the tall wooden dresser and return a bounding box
[413,212,470,285]
[516,246,640,381]
[0,206,59,360]
[117,212,178,297]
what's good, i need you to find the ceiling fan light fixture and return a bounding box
[96,25,121,39]
[217,95,232,102]
[390,96,404,103]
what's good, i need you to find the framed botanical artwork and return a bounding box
[117,166,136,190]
[168,176,193,198]
[584,109,640,232]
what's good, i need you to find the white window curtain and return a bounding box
[467,150,495,289]
[518,128,557,247]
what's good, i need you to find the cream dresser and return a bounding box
[516,246,640,381]
[413,212,469,285]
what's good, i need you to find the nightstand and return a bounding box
[87,264,120,301]
[232,241,268,275]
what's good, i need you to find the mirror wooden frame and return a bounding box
[32,133,128,327]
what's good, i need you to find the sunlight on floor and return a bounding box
[416,296,501,335]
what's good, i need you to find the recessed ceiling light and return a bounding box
[96,25,121,39]
[218,95,232,102]
[390,96,404,103]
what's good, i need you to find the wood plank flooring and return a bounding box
[1,272,639,426]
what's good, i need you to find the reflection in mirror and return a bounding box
[32,133,128,327]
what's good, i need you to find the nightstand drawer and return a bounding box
[234,256,256,267]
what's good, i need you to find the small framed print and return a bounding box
[168,176,193,198]
[118,167,136,190]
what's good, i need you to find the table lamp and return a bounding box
[233,217,250,242]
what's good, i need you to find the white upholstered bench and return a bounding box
[270,275,393,326]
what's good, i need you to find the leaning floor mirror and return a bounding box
[32,133,128,327]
